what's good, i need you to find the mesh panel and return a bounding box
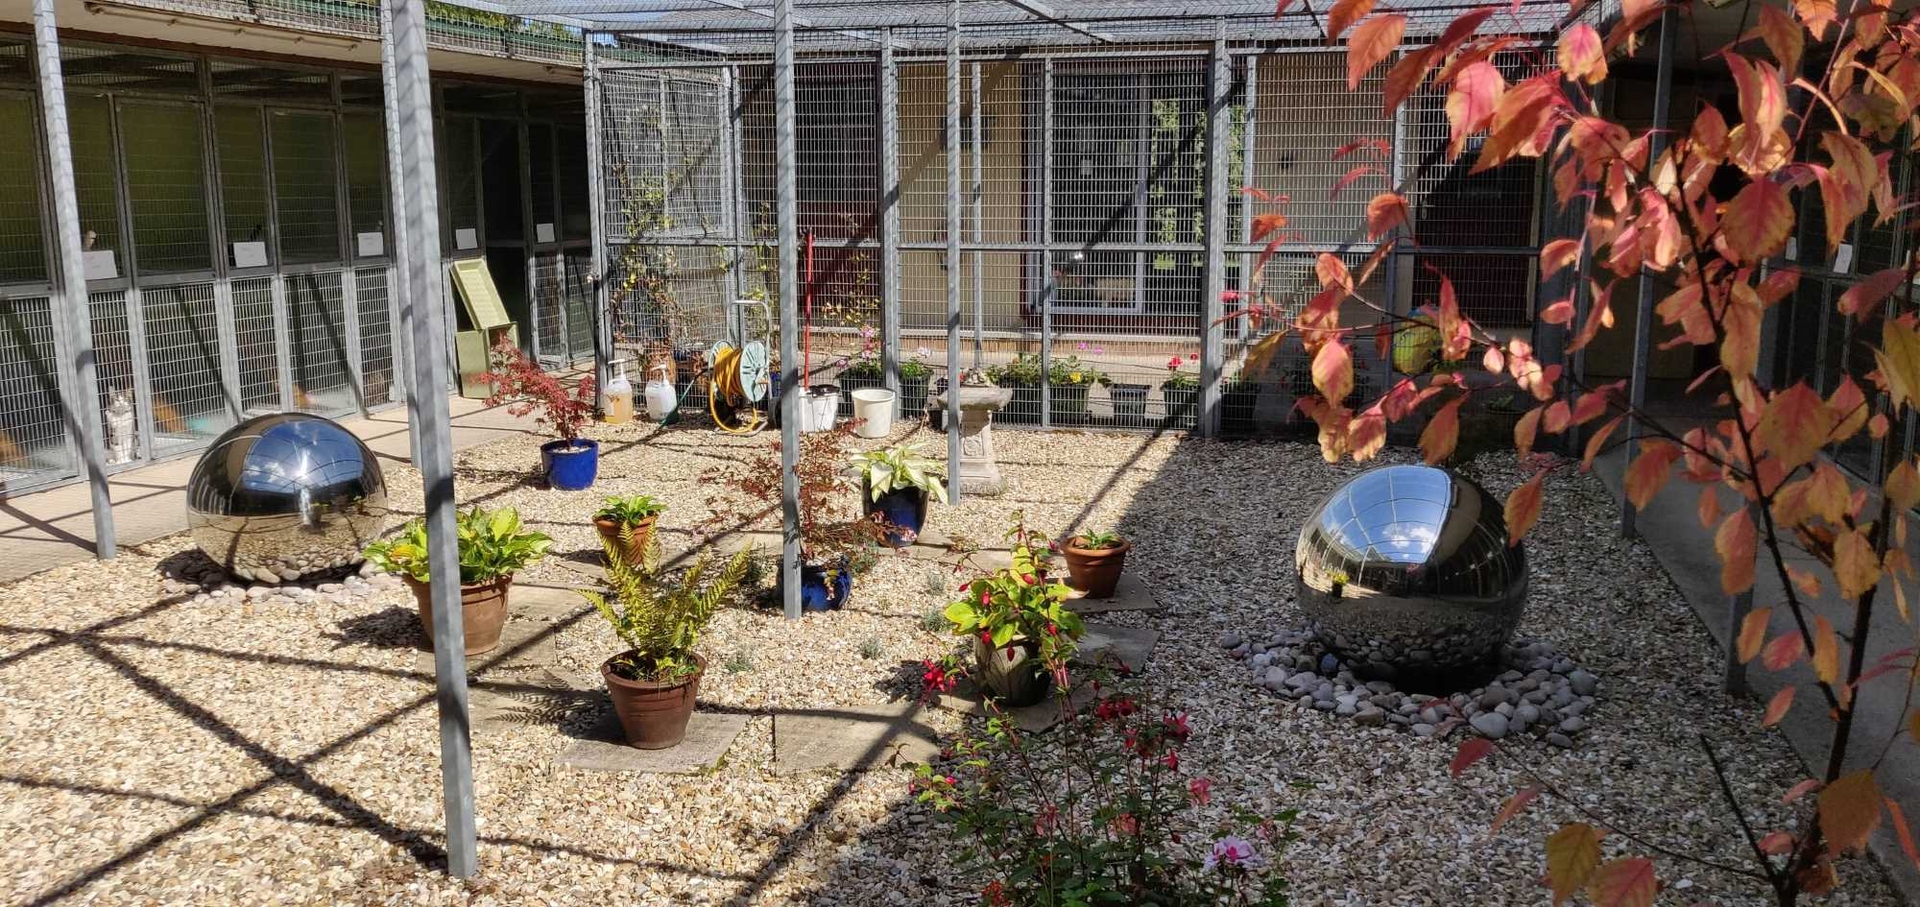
[343,112,388,260]
[141,282,233,456]
[565,250,595,361]
[68,96,125,268]
[60,43,199,95]
[443,117,482,246]
[534,251,566,364]
[355,267,395,406]
[271,111,343,264]
[210,60,333,103]
[121,102,213,274]
[232,276,280,410]
[216,106,273,268]
[89,290,137,464]
[0,295,72,484]
[285,271,354,413]
[530,122,557,238]
[558,125,591,240]
[0,93,44,285]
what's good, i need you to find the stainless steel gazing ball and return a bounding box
[1294,464,1528,680]
[187,413,390,584]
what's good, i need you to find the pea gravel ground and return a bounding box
[0,415,1902,907]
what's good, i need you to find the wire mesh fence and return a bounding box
[286,270,356,415]
[355,267,396,407]
[0,295,71,487]
[140,281,234,457]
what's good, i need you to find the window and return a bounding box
[0,93,44,285]
[68,95,125,276]
[216,106,272,269]
[271,110,342,264]
[342,112,388,259]
[1048,67,1206,314]
[121,101,212,274]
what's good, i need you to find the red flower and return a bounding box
[1163,712,1192,743]
[1189,776,1212,805]
[1163,749,1180,771]
[984,880,1010,907]
[1110,813,1140,837]
[920,659,957,696]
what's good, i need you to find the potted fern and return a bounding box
[593,493,667,567]
[848,444,947,548]
[363,506,552,655]
[581,543,753,749]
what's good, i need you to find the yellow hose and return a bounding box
[708,345,766,435]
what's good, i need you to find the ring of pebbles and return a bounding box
[1220,627,1600,745]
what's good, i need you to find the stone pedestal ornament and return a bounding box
[928,383,1012,497]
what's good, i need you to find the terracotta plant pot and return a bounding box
[1063,538,1131,599]
[973,637,1051,707]
[602,652,705,749]
[593,515,658,567]
[404,574,511,655]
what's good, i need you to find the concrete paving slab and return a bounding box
[772,701,942,774]
[1064,571,1160,614]
[556,710,750,774]
[1072,622,1160,673]
[933,679,1098,732]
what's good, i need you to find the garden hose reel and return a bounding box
[705,299,774,434]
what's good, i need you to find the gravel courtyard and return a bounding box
[0,417,1902,906]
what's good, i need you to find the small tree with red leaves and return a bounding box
[480,337,597,445]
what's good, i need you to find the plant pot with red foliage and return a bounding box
[602,653,705,749]
[1062,531,1130,599]
[403,575,512,655]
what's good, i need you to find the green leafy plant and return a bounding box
[838,327,933,381]
[985,353,1109,389]
[848,444,950,505]
[944,519,1085,663]
[580,540,753,682]
[595,493,667,526]
[1071,529,1125,550]
[362,506,552,585]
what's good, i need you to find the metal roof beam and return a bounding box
[991,0,1113,42]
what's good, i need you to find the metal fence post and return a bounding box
[945,0,963,502]
[970,61,984,373]
[1198,23,1229,438]
[774,0,803,619]
[1620,7,1675,540]
[1039,58,1054,430]
[31,0,116,560]
[380,2,420,465]
[386,0,476,878]
[878,34,902,408]
[586,42,614,413]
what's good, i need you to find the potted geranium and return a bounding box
[837,328,935,418]
[580,543,752,749]
[481,337,599,490]
[702,424,884,611]
[594,494,667,567]
[363,506,552,655]
[1161,354,1199,427]
[985,353,1109,425]
[1061,528,1130,599]
[943,523,1084,705]
[848,444,948,548]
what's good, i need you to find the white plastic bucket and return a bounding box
[798,385,840,433]
[851,388,897,438]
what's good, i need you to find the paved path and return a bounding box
[0,395,542,585]
[1593,445,1920,902]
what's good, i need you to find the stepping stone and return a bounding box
[772,701,942,774]
[553,557,609,586]
[556,710,750,774]
[511,583,591,621]
[470,669,599,729]
[1072,622,1160,673]
[1063,571,1160,615]
[931,679,1098,732]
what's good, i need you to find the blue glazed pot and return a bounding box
[541,439,599,490]
[864,483,928,548]
[799,559,854,611]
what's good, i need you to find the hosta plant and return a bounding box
[1274,0,1920,903]
[582,542,753,682]
[849,443,950,505]
[363,506,552,585]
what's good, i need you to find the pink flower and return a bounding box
[1163,750,1180,771]
[1203,835,1264,872]
[1221,289,1242,302]
[1092,346,1106,355]
[1110,813,1140,837]
[1189,777,1213,805]
[1163,712,1192,742]
[1077,341,1089,351]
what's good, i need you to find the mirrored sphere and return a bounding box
[187,413,389,583]
[1295,464,1528,680]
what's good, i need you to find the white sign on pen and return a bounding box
[232,242,269,269]
[455,228,479,250]
[356,232,385,258]
[83,250,117,280]
[536,222,555,244]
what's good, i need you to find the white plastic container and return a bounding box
[644,366,678,422]
[850,387,897,438]
[797,385,840,433]
[602,359,634,424]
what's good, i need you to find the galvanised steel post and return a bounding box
[1620,6,1675,540]
[1039,58,1053,430]
[879,33,902,406]
[944,0,963,502]
[970,61,984,372]
[381,0,416,446]
[1198,22,1229,438]
[31,0,116,560]
[586,42,614,415]
[386,0,476,877]
[774,0,803,618]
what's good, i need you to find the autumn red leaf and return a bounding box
[1756,382,1834,471]
[1755,4,1804,76]
[1383,47,1437,114]
[1887,799,1920,867]
[1582,415,1622,469]
[1506,472,1545,546]
[1877,319,1920,411]
[1832,531,1881,603]
[1760,830,1796,855]
[1514,406,1541,456]
[1720,179,1794,264]
[1587,857,1657,907]
[1819,770,1884,855]
[1762,631,1806,670]
[1451,737,1494,776]
[1728,54,1787,149]
[1323,0,1375,41]
[1737,607,1772,663]
[1447,61,1506,158]
[1251,211,1289,242]
[1420,396,1464,464]
[1540,299,1576,324]
[1836,268,1906,321]
[1541,238,1581,280]
[1625,439,1682,509]
[1332,137,1391,160]
[1722,286,1762,379]
[1557,23,1607,84]
[1795,0,1836,38]
[1348,406,1387,461]
[1887,459,1920,510]
[1346,14,1406,89]
[1312,340,1354,404]
[1812,613,1844,684]
[1820,131,1875,248]
[1717,507,1757,595]
[1763,686,1796,726]
[1366,192,1409,238]
[1545,824,1604,906]
[1474,75,1564,173]
[1316,252,1354,294]
[1490,786,1542,834]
